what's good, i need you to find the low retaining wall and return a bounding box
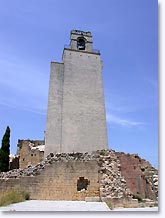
[0,160,100,201]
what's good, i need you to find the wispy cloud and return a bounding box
[104,90,146,128]
[106,113,145,127]
[0,101,46,115]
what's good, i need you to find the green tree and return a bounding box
[0,126,10,172]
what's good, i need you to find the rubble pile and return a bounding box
[140,159,158,197]
[98,150,133,200]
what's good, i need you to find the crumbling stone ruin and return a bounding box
[17,140,45,169]
[116,152,158,199]
[9,154,19,170]
[0,149,158,208]
[9,139,45,170]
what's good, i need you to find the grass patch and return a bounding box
[0,191,30,207]
[99,150,106,156]
[106,202,113,210]
[133,194,144,203]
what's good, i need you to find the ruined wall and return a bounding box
[0,160,99,201]
[1,150,158,202]
[17,140,44,169]
[116,152,158,199]
[9,155,19,170]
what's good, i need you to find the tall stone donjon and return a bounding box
[44,30,108,157]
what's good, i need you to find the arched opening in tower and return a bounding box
[77,38,85,50]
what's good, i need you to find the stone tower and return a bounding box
[44,30,108,157]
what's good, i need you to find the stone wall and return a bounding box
[116,152,158,199]
[45,62,64,156]
[98,150,132,200]
[0,150,158,203]
[9,155,19,170]
[60,49,108,154]
[17,140,44,169]
[0,160,99,201]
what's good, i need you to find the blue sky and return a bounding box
[0,0,158,168]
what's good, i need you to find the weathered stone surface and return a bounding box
[45,30,108,157]
[0,149,158,203]
[17,140,44,169]
[116,152,158,199]
[0,160,99,201]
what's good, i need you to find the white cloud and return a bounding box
[106,113,145,128]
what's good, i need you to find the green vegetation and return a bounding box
[0,191,30,207]
[106,202,113,210]
[0,126,10,172]
[133,194,144,203]
[99,150,106,156]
